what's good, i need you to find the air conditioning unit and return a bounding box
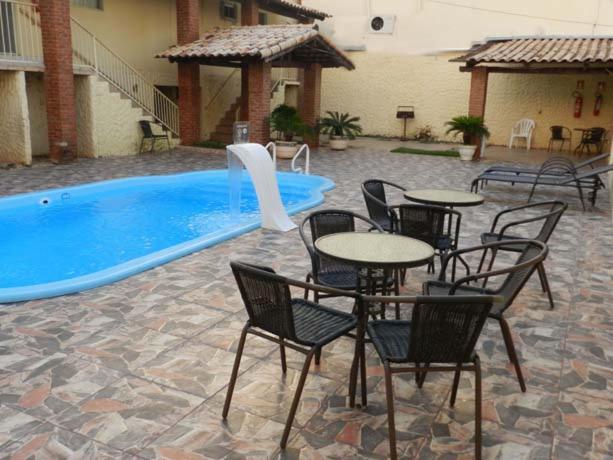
[368,15,396,34]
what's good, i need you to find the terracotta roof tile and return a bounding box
[259,0,331,20]
[455,37,613,64]
[157,24,354,69]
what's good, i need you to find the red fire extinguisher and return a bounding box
[572,91,583,118]
[594,93,603,116]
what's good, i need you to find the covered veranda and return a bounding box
[158,24,354,146]
[453,37,613,161]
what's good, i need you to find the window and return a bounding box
[71,0,103,10]
[220,1,237,22]
[258,12,268,25]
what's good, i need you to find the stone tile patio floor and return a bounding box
[0,146,611,459]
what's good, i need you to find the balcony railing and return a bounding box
[0,0,43,65]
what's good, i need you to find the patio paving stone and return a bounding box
[0,144,611,458]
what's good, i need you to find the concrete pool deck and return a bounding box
[0,145,611,458]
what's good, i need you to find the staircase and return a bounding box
[0,1,179,137]
[209,97,241,143]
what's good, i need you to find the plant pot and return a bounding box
[275,141,299,159]
[329,137,349,151]
[458,145,477,161]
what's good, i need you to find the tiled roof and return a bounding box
[157,24,354,69]
[258,0,331,21]
[454,37,613,64]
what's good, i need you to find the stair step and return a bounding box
[209,133,233,143]
[215,125,234,135]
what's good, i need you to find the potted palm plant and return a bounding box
[445,115,490,161]
[320,111,362,151]
[269,104,308,159]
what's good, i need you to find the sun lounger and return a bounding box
[482,152,609,177]
[471,163,613,210]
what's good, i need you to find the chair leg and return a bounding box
[482,248,497,288]
[537,263,555,309]
[477,247,488,275]
[303,274,311,300]
[315,348,322,366]
[280,348,315,449]
[383,363,398,460]
[150,137,156,153]
[139,137,145,154]
[279,338,287,374]
[499,318,526,392]
[417,363,429,388]
[449,365,462,407]
[222,324,249,418]
[474,355,483,460]
[394,270,400,320]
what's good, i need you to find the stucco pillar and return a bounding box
[468,66,489,160]
[0,71,32,165]
[300,63,322,148]
[241,60,271,145]
[176,0,201,145]
[241,0,259,25]
[39,0,78,163]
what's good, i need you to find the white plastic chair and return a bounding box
[509,119,535,150]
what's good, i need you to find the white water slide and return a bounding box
[226,143,297,232]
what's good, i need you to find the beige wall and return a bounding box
[25,73,49,157]
[0,71,31,165]
[306,0,613,148]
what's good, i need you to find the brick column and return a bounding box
[468,66,489,160]
[176,0,201,145]
[300,63,322,147]
[38,0,77,163]
[241,0,259,25]
[241,61,271,145]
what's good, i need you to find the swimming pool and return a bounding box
[0,170,334,303]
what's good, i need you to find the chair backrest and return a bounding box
[534,201,567,242]
[550,125,567,140]
[299,210,380,281]
[587,127,606,142]
[230,261,297,340]
[139,120,154,138]
[492,240,547,311]
[406,296,493,364]
[362,180,390,228]
[514,119,535,136]
[390,204,456,247]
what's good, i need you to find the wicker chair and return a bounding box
[388,204,462,274]
[299,209,395,301]
[479,201,567,309]
[364,294,495,460]
[139,120,171,153]
[224,261,362,449]
[423,240,548,391]
[361,179,407,232]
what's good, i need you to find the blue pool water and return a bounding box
[0,170,334,303]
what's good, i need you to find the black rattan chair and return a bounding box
[224,261,362,449]
[423,240,548,392]
[479,201,567,309]
[362,179,407,232]
[574,127,606,155]
[139,120,171,153]
[547,126,571,153]
[364,295,495,460]
[299,209,394,302]
[388,204,462,274]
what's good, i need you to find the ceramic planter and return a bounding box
[458,145,477,161]
[329,136,349,151]
[275,141,299,159]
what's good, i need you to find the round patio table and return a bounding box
[314,232,434,407]
[404,189,484,207]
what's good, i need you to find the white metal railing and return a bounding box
[266,141,310,175]
[0,1,42,64]
[70,17,179,136]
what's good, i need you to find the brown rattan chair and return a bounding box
[361,179,407,232]
[479,200,568,309]
[547,125,571,153]
[224,261,363,449]
[299,209,395,302]
[423,240,548,392]
[364,294,495,460]
[388,204,462,274]
[574,127,606,155]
